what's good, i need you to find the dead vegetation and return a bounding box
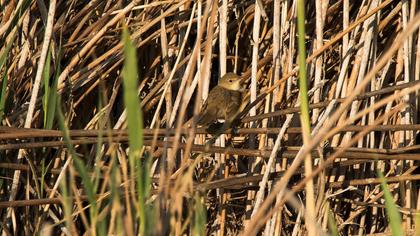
[1,0,420,235]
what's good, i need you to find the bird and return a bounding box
[197,73,244,128]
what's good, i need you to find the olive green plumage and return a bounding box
[198,73,244,126]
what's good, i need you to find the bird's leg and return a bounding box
[231,126,239,136]
[227,117,242,136]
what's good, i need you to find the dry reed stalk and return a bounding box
[244,0,262,223]
[249,101,405,236]
[312,0,327,123]
[218,0,228,234]
[401,1,415,231]
[251,114,293,216]
[5,0,420,235]
[7,0,57,229]
[269,1,282,233]
[244,5,420,235]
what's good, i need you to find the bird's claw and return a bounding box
[231,126,239,135]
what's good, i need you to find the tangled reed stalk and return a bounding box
[1,0,420,235]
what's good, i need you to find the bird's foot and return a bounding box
[231,126,239,135]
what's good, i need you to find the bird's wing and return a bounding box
[225,90,242,120]
[197,86,225,125]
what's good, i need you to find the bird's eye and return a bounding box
[229,80,233,83]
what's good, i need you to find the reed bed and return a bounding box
[1,0,420,235]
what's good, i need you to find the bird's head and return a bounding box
[218,73,243,91]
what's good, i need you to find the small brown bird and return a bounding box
[198,73,244,127]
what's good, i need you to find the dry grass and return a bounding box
[1,0,420,235]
